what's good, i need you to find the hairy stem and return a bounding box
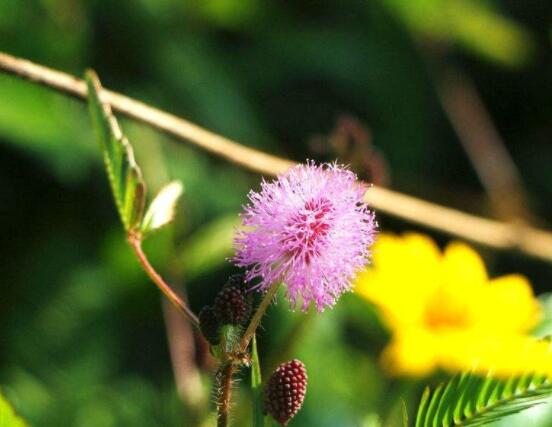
[237,282,281,354]
[128,234,199,328]
[217,363,235,427]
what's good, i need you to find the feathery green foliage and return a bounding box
[415,371,552,427]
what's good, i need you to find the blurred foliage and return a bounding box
[381,0,534,67]
[2,0,552,426]
[0,390,28,427]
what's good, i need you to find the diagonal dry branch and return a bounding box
[2,51,552,262]
[437,69,531,221]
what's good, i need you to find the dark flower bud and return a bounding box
[225,273,255,308]
[264,359,308,425]
[225,273,247,290]
[214,286,251,325]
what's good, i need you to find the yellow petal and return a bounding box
[475,274,542,333]
[436,331,552,378]
[442,242,488,292]
[381,329,439,377]
[359,232,546,380]
[356,233,442,327]
[370,233,441,275]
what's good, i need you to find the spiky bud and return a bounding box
[264,359,308,425]
[214,286,251,325]
[199,306,221,345]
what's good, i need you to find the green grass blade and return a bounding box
[401,399,409,427]
[251,334,268,427]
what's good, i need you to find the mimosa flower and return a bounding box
[234,161,376,311]
[355,233,547,377]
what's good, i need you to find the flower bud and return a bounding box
[214,286,251,325]
[224,273,247,290]
[264,359,308,425]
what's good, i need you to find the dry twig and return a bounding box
[438,70,531,221]
[2,51,552,262]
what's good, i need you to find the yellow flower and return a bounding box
[355,233,546,377]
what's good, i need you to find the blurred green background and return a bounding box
[2,0,552,426]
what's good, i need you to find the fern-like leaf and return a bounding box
[415,371,552,427]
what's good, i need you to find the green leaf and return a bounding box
[251,334,268,427]
[363,413,382,427]
[85,70,146,232]
[415,370,552,427]
[0,389,29,427]
[140,181,183,235]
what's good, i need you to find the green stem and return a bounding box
[128,233,200,328]
[251,335,265,427]
[237,282,281,354]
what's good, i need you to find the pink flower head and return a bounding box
[233,161,376,311]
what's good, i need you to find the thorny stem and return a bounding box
[128,233,200,328]
[217,363,235,427]
[214,283,280,425]
[237,281,281,354]
[3,52,552,262]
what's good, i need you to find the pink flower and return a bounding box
[233,161,376,311]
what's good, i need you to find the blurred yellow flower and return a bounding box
[355,233,547,378]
